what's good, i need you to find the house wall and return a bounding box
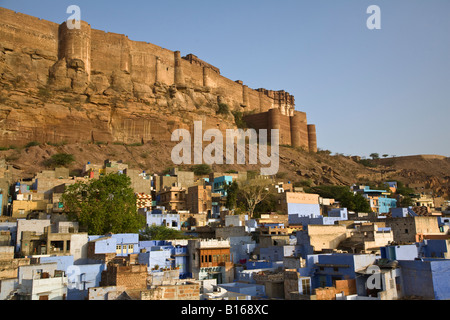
[422,240,450,258]
[303,225,348,253]
[430,260,450,300]
[141,281,200,300]
[0,278,18,300]
[15,219,51,253]
[380,244,418,260]
[398,260,435,299]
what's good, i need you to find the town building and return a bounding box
[188,239,234,284]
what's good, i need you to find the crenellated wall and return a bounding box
[243,109,316,152]
[0,7,317,150]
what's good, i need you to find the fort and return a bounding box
[0,7,317,151]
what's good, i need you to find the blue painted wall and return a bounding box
[430,260,450,300]
[380,244,418,260]
[287,203,320,218]
[309,254,376,289]
[40,255,105,300]
[398,260,435,299]
[422,240,449,259]
[378,197,397,214]
[213,176,233,196]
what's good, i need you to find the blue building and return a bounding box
[418,239,450,259]
[301,253,377,290]
[213,176,233,197]
[146,211,181,230]
[139,240,191,278]
[88,234,140,257]
[391,207,417,218]
[39,255,105,300]
[353,186,397,214]
[139,246,172,271]
[380,244,418,261]
[218,282,265,298]
[290,208,349,226]
[378,197,397,214]
[398,259,450,300]
[259,246,296,263]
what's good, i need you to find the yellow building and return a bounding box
[12,200,49,218]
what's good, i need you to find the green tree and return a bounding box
[370,153,380,160]
[191,164,212,176]
[254,193,278,216]
[224,180,239,211]
[395,181,415,197]
[140,225,190,241]
[306,185,371,213]
[216,103,230,115]
[399,195,415,207]
[238,178,273,218]
[45,153,75,167]
[62,173,145,235]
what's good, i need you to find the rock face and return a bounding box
[0,7,316,149]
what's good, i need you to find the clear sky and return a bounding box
[1,0,449,158]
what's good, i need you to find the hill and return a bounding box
[1,138,449,198]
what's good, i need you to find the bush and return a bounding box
[25,141,40,148]
[294,179,313,188]
[191,164,212,176]
[358,159,377,168]
[127,142,143,147]
[217,103,230,115]
[47,141,68,147]
[46,153,75,167]
[276,172,288,179]
[232,111,247,129]
[38,86,53,101]
[63,173,145,235]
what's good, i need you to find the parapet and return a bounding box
[58,20,92,76]
[183,54,220,74]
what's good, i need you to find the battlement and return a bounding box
[182,54,220,74]
[244,109,317,152]
[0,7,317,150]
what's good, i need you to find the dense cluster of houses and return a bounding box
[0,158,449,300]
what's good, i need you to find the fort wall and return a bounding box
[0,7,317,150]
[244,109,313,150]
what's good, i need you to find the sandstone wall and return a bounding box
[0,7,316,150]
[244,109,314,150]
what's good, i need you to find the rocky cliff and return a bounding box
[0,7,310,149]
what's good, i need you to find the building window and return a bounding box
[128,244,134,252]
[19,209,25,215]
[301,279,311,295]
[116,245,122,254]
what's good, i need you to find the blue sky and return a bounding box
[1,0,449,158]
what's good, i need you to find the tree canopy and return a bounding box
[62,173,145,235]
[305,185,371,213]
[140,225,191,241]
[237,178,273,218]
